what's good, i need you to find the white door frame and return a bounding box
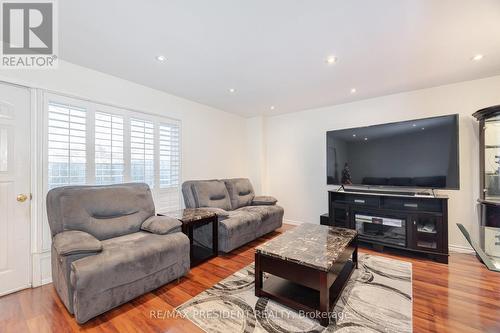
[30,88,51,287]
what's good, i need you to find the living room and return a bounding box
[0,1,499,332]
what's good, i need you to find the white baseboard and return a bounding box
[0,284,32,297]
[448,244,474,254]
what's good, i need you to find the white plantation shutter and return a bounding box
[130,119,155,188]
[45,93,182,212]
[95,112,124,184]
[157,123,181,211]
[47,102,87,189]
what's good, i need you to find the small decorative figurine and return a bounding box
[341,162,353,185]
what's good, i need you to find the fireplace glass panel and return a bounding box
[355,213,406,247]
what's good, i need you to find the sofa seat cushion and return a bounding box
[192,210,261,253]
[236,205,284,221]
[192,180,232,210]
[70,231,189,295]
[217,211,260,252]
[221,211,260,234]
[53,230,103,256]
[236,205,284,237]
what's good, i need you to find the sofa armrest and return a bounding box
[252,195,278,206]
[53,231,102,256]
[141,215,182,235]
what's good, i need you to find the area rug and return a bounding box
[176,254,412,333]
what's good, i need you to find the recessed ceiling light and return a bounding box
[412,124,417,127]
[350,88,357,94]
[326,56,337,65]
[270,106,276,110]
[364,137,368,141]
[228,88,236,93]
[472,54,484,61]
[156,55,166,62]
[422,127,425,130]
[352,134,356,137]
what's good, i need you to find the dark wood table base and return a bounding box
[158,209,218,267]
[183,214,218,267]
[255,236,358,327]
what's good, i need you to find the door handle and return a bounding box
[16,194,28,202]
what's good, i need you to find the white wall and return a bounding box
[0,60,250,285]
[245,116,267,194]
[263,75,500,249]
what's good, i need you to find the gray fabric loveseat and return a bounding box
[182,178,284,252]
[46,183,190,324]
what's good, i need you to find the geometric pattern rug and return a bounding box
[176,254,412,332]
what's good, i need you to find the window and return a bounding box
[47,102,87,189]
[45,94,181,211]
[157,123,181,211]
[95,112,124,184]
[130,119,155,188]
[159,123,180,188]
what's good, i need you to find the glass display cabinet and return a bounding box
[474,105,500,227]
[463,105,500,272]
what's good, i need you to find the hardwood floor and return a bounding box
[1,224,500,333]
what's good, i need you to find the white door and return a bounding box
[0,83,31,296]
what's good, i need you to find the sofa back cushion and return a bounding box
[181,180,198,208]
[182,179,218,208]
[191,180,232,210]
[223,178,255,209]
[46,183,155,240]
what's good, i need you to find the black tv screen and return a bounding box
[326,115,459,189]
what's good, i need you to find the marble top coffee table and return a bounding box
[255,223,358,326]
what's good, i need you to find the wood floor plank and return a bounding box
[27,314,57,333]
[1,224,499,333]
[153,284,194,308]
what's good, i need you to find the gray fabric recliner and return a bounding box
[46,183,190,324]
[182,178,284,252]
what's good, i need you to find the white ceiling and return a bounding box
[59,0,500,117]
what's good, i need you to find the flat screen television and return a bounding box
[326,114,459,189]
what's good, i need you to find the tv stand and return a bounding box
[323,190,449,263]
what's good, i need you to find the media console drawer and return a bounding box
[382,197,442,212]
[338,195,380,207]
